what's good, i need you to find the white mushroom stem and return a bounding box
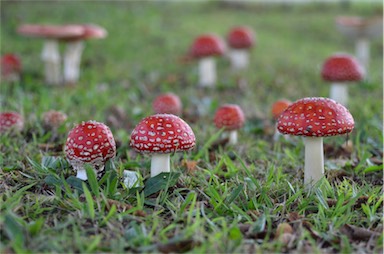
[228,130,238,145]
[76,168,88,180]
[304,137,324,186]
[150,153,170,177]
[198,57,216,87]
[41,40,61,85]
[228,49,249,71]
[329,82,348,106]
[63,40,84,84]
[355,37,369,73]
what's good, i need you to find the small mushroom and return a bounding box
[42,110,68,130]
[1,53,21,82]
[64,120,116,180]
[214,104,245,145]
[336,16,383,74]
[277,97,354,187]
[130,114,196,177]
[17,24,84,85]
[226,26,255,71]
[62,24,107,85]
[0,111,24,134]
[271,99,291,141]
[321,53,364,106]
[189,34,226,87]
[152,92,182,116]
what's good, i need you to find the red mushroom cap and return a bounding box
[42,110,68,129]
[130,114,195,154]
[227,26,255,49]
[271,99,291,120]
[152,93,182,116]
[321,53,365,82]
[277,97,354,137]
[214,104,245,131]
[64,121,116,176]
[17,24,84,40]
[190,34,226,58]
[1,54,21,76]
[0,111,24,133]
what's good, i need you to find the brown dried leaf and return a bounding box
[157,238,199,253]
[275,222,294,238]
[340,224,381,241]
[181,159,199,174]
[105,199,133,213]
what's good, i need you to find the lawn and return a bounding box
[0,1,383,253]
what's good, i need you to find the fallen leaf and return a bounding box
[181,159,199,174]
[340,224,381,241]
[105,199,133,213]
[157,238,199,253]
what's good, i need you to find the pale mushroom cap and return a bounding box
[277,97,354,137]
[42,110,68,129]
[17,24,84,39]
[130,114,196,154]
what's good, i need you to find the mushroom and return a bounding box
[130,114,196,177]
[321,53,364,106]
[336,16,383,74]
[277,97,354,186]
[271,99,291,141]
[0,111,24,134]
[64,120,116,180]
[17,24,84,85]
[42,110,68,130]
[62,24,107,85]
[214,104,245,145]
[226,26,255,71]
[1,53,21,82]
[189,34,226,87]
[152,92,182,116]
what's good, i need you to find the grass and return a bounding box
[1,1,383,253]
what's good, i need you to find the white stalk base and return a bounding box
[355,38,369,74]
[64,41,84,84]
[198,57,216,87]
[41,40,61,85]
[228,130,238,145]
[229,49,249,71]
[330,82,348,106]
[304,137,324,187]
[150,153,170,177]
[76,168,87,180]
